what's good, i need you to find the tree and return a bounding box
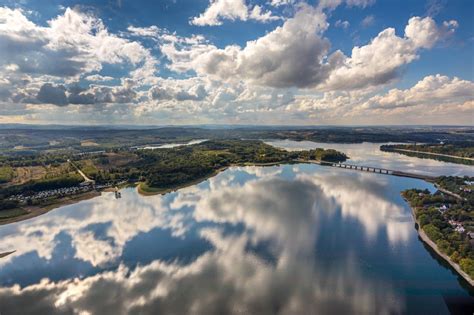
[436,239,453,255]
[423,224,443,242]
[459,258,474,278]
[418,214,430,227]
[450,251,461,263]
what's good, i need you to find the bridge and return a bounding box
[328,162,436,181]
[302,160,436,181]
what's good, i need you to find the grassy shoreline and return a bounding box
[404,196,474,288]
[0,191,101,226]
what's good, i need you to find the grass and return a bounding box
[138,182,165,194]
[0,208,27,219]
[0,166,14,183]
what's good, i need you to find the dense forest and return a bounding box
[403,177,474,279]
[109,140,347,190]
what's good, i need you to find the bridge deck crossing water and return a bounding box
[307,160,436,181]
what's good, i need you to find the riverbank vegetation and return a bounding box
[0,140,347,220]
[381,142,474,165]
[403,176,474,279]
[94,140,347,191]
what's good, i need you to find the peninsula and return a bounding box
[0,139,347,223]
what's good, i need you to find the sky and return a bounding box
[0,0,472,126]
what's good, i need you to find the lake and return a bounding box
[265,140,474,177]
[0,141,472,314]
[136,139,208,150]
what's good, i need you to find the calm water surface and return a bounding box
[266,140,474,177]
[0,142,473,314]
[139,139,207,150]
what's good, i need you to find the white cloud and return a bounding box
[284,74,473,125]
[169,4,335,88]
[0,3,467,125]
[321,16,458,90]
[85,74,115,82]
[168,7,457,93]
[127,25,161,38]
[148,78,208,102]
[405,16,457,49]
[190,0,280,26]
[335,19,350,29]
[346,0,376,7]
[0,7,159,108]
[361,14,375,27]
[269,0,296,7]
[360,74,474,110]
[318,0,375,10]
[0,7,155,79]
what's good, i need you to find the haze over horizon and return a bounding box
[0,0,472,126]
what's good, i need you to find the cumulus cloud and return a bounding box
[360,74,474,110]
[36,83,68,106]
[33,79,139,106]
[149,79,208,101]
[168,4,336,88]
[190,0,280,26]
[283,73,473,125]
[0,7,155,79]
[0,3,467,125]
[166,6,457,92]
[321,16,458,90]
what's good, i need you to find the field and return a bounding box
[1,126,473,156]
[0,166,14,184]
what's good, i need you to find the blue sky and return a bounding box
[0,0,472,125]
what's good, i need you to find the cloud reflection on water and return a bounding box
[0,165,417,314]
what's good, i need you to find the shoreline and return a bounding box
[0,162,289,225]
[137,166,229,196]
[404,197,474,288]
[0,191,101,226]
[136,161,288,196]
[391,148,474,161]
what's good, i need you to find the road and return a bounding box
[67,159,94,182]
[391,148,474,161]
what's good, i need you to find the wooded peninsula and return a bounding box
[0,139,347,222]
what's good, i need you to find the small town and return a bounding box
[6,181,127,206]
